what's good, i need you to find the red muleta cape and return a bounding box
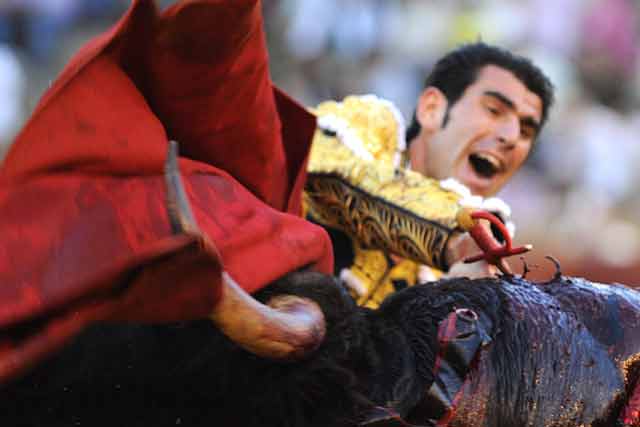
[0,0,333,383]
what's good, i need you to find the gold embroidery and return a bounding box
[347,245,389,306]
[305,172,457,270]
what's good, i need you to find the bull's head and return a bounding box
[387,275,640,427]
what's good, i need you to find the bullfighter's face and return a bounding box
[410,65,542,197]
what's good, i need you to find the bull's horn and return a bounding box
[211,272,326,360]
[165,141,326,360]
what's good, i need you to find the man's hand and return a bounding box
[444,220,503,279]
[443,259,498,280]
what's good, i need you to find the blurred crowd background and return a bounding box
[2,0,640,284]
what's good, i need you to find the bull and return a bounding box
[4,265,640,427]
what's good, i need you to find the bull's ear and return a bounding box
[360,407,431,427]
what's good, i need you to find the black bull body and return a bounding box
[4,272,640,427]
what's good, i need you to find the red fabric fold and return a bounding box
[0,0,332,383]
[145,0,293,210]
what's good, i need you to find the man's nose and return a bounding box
[496,117,519,147]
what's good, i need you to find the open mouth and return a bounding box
[469,153,502,179]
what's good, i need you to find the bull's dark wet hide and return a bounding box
[2,272,639,427]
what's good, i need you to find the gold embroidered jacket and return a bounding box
[304,96,476,307]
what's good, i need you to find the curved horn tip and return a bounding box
[266,295,327,358]
[212,273,326,361]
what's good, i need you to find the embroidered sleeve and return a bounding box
[304,96,475,271]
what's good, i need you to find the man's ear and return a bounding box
[416,87,448,131]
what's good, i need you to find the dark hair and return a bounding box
[406,42,555,143]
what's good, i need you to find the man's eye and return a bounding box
[486,105,500,116]
[521,128,534,139]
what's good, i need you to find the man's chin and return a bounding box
[458,178,496,198]
[473,186,497,198]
